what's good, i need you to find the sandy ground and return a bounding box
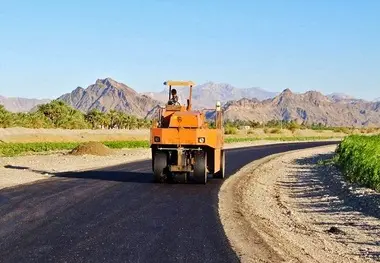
[219,145,380,263]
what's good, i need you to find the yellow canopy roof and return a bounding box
[163,81,195,87]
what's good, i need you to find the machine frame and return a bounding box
[150,80,224,184]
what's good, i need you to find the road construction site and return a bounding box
[1,80,379,263]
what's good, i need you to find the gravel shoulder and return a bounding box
[219,145,380,263]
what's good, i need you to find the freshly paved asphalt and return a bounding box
[0,141,338,263]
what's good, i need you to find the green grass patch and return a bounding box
[0,136,343,157]
[0,142,80,157]
[0,140,149,157]
[335,134,380,191]
[102,140,150,149]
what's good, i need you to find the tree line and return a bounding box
[208,119,332,131]
[0,100,152,129]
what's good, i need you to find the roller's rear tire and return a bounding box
[213,150,225,179]
[153,151,167,183]
[193,151,207,184]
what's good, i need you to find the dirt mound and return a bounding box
[69,142,114,156]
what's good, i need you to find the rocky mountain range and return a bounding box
[1,77,379,127]
[211,89,380,127]
[57,78,161,118]
[0,95,51,112]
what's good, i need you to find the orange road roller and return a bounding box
[150,80,225,184]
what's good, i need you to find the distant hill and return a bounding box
[209,89,380,127]
[58,78,161,118]
[0,95,51,112]
[142,82,278,109]
[327,92,356,102]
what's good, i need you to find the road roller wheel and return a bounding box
[153,151,167,183]
[193,151,207,184]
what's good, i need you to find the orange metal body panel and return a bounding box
[169,111,204,128]
[150,127,223,149]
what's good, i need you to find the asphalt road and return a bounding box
[0,141,338,263]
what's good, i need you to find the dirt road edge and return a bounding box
[218,146,334,263]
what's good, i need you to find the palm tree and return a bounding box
[116,111,129,129]
[100,112,110,129]
[0,105,13,128]
[106,110,119,129]
[129,115,138,129]
[86,109,104,129]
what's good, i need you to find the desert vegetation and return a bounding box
[335,134,380,191]
[0,101,152,130]
[212,119,379,135]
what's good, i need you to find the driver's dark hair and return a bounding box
[171,89,177,95]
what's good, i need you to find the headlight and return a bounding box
[154,136,160,142]
[198,137,205,143]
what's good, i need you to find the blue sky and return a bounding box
[0,0,379,100]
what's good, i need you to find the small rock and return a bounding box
[326,226,346,235]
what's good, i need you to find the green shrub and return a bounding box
[224,126,237,135]
[335,135,380,191]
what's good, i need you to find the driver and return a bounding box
[170,89,182,105]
